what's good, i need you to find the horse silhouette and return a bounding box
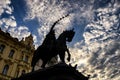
[56,29,75,63]
[31,15,75,71]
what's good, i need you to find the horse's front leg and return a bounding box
[66,48,71,62]
[59,52,65,63]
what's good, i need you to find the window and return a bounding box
[0,44,5,53]
[21,70,25,75]
[2,65,9,75]
[8,50,15,58]
[24,56,29,62]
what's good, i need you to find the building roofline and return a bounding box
[0,29,35,51]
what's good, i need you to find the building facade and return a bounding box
[0,29,35,80]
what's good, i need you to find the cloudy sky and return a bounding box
[0,0,120,80]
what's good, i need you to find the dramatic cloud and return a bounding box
[70,1,120,80]
[0,0,31,41]
[25,0,95,45]
[0,0,120,80]
[25,0,120,80]
[0,0,15,31]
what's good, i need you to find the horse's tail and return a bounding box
[50,14,69,32]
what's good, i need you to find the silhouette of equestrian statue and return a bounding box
[31,14,75,71]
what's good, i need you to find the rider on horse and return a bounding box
[31,14,73,71]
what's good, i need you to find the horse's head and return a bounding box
[64,29,75,42]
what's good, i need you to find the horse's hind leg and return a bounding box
[59,53,65,63]
[41,60,48,68]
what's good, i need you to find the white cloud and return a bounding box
[2,17,17,27]
[0,16,17,33]
[0,0,16,32]
[70,1,120,80]
[7,0,119,80]
[9,26,30,41]
[0,7,4,15]
[18,26,28,31]
[25,0,66,23]
[23,1,120,80]
[84,5,120,44]
[25,0,95,48]
[0,0,31,42]
[0,0,12,16]
[25,0,95,29]
[70,40,120,80]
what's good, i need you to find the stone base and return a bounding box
[12,63,89,80]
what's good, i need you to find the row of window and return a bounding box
[0,44,15,58]
[2,64,26,77]
[0,44,29,62]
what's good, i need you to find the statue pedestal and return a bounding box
[12,63,89,80]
